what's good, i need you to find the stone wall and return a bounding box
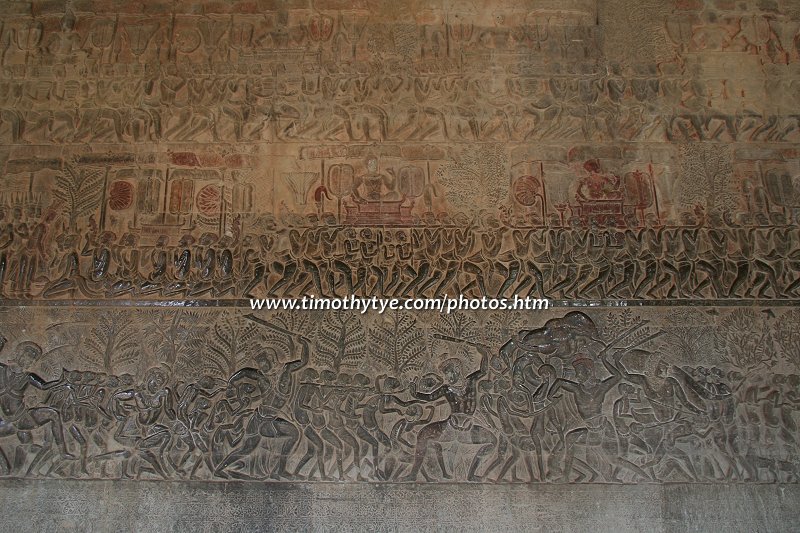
[0,0,799,528]
[2,480,799,532]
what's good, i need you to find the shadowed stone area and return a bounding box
[1,0,800,528]
[0,480,798,532]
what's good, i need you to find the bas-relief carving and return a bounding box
[0,0,798,486]
[0,146,798,301]
[0,307,799,483]
[1,5,800,147]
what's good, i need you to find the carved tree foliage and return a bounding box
[271,309,316,339]
[369,310,426,375]
[774,309,800,369]
[482,311,526,346]
[141,309,209,377]
[717,308,775,371]
[0,308,35,347]
[663,310,716,363]
[676,144,737,216]
[81,310,139,374]
[604,309,642,334]
[314,310,366,372]
[431,312,477,359]
[201,312,262,378]
[249,310,321,363]
[437,144,509,209]
[53,163,105,229]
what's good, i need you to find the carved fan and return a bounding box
[284,172,318,206]
[136,173,163,215]
[513,175,541,206]
[108,180,134,211]
[196,184,221,215]
[124,22,159,58]
[623,171,653,208]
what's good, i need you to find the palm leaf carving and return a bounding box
[369,310,426,375]
[314,310,366,371]
[141,310,209,378]
[431,312,477,359]
[53,163,105,229]
[81,311,140,373]
[201,312,262,378]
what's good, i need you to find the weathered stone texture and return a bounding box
[1,480,799,532]
[0,0,799,528]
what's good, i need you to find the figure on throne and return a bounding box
[574,159,625,227]
[576,159,622,201]
[349,157,404,203]
[343,157,413,225]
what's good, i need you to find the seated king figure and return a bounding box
[350,157,402,203]
[343,157,413,225]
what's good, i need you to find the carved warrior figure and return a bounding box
[403,344,502,482]
[0,340,74,471]
[0,309,794,483]
[214,318,310,480]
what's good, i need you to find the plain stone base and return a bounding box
[0,480,798,532]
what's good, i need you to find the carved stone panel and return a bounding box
[0,0,799,497]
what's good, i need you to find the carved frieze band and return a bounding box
[0,306,798,483]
